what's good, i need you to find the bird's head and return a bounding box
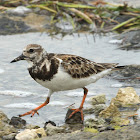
[11,44,46,64]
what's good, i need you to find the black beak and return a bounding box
[10,54,26,63]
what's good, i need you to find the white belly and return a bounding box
[35,66,112,92]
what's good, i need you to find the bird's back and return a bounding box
[56,54,118,78]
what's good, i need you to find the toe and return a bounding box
[68,108,84,121]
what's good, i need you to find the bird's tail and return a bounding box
[112,65,125,71]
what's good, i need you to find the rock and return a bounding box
[98,87,139,126]
[65,108,83,124]
[45,123,65,136]
[111,87,140,107]
[83,107,94,114]
[104,118,112,124]
[93,104,107,116]
[7,6,32,16]
[98,126,115,132]
[39,120,140,140]
[0,12,52,35]
[15,128,46,140]
[83,104,106,115]
[89,94,106,105]
[110,117,130,126]
[117,29,140,50]
[0,111,17,137]
[2,133,16,140]
[9,116,26,129]
[99,104,121,119]
[64,123,84,132]
[44,120,56,129]
[85,118,105,129]
[15,129,38,140]
[0,110,9,123]
[0,17,30,35]
[93,120,140,140]
[109,65,140,86]
[0,121,17,137]
[40,131,96,140]
[44,121,83,135]
[23,13,51,29]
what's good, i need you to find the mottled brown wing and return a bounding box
[56,54,114,79]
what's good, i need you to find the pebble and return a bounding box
[90,94,106,105]
[98,126,115,132]
[9,116,26,129]
[45,123,65,136]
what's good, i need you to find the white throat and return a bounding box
[27,60,34,68]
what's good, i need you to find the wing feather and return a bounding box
[56,54,117,79]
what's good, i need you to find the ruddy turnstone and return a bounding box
[11,44,123,120]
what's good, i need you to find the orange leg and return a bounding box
[19,97,50,117]
[69,87,88,121]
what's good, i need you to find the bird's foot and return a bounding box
[19,109,39,117]
[68,107,83,121]
[18,100,49,117]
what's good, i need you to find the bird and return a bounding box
[11,44,124,120]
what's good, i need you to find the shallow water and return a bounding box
[0,33,140,127]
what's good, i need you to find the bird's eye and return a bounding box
[28,49,34,53]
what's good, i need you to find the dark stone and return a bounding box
[44,120,56,129]
[9,116,26,129]
[65,108,83,124]
[105,118,112,124]
[106,126,115,130]
[116,29,140,51]
[98,126,115,132]
[0,17,30,35]
[109,65,140,86]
